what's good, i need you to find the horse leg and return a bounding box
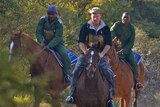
[133,90,140,107]
[33,85,41,107]
[49,91,61,107]
[123,93,132,107]
[121,97,130,107]
[121,98,124,107]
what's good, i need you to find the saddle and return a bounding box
[50,49,78,67]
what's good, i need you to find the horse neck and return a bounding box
[82,70,100,89]
[109,48,120,71]
[22,35,43,58]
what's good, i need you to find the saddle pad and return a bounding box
[67,49,78,65]
[133,52,142,64]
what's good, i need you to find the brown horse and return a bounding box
[75,47,109,107]
[9,31,73,107]
[106,39,145,107]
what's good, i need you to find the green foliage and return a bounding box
[136,20,160,38]
[132,0,160,38]
[134,27,160,72]
[0,51,32,107]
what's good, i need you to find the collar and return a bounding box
[87,20,106,32]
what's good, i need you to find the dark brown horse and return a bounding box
[75,47,109,107]
[106,39,145,107]
[9,31,73,107]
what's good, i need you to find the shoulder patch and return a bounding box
[58,19,63,24]
[40,16,46,19]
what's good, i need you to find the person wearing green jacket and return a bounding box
[35,4,71,83]
[110,12,143,90]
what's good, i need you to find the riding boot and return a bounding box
[99,58,115,99]
[66,54,86,104]
[66,73,78,104]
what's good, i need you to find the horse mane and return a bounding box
[20,32,42,47]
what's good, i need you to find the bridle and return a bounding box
[9,35,24,61]
[85,49,100,78]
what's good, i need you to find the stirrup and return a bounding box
[135,82,143,90]
[66,96,75,104]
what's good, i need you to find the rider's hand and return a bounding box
[83,49,89,55]
[99,52,105,58]
[45,45,50,49]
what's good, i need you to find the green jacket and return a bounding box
[110,21,135,55]
[36,16,64,48]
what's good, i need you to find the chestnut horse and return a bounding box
[75,47,109,107]
[106,39,145,107]
[9,32,74,107]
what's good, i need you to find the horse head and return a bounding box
[106,38,117,60]
[76,45,109,107]
[85,46,100,79]
[9,31,24,61]
[112,37,122,52]
[9,31,46,62]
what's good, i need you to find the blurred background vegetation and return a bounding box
[0,0,159,107]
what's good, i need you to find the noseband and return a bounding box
[85,50,100,78]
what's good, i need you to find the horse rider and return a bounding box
[35,4,71,82]
[110,12,143,90]
[66,7,115,106]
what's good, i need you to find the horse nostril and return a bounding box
[91,74,94,78]
[87,70,94,79]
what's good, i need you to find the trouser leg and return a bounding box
[126,52,140,89]
[70,54,86,96]
[99,58,115,98]
[54,45,71,75]
[127,53,138,77]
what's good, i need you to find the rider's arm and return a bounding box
[79,42,88,55]
[78,23,89,54]
[48,19,63,48]
[36,17,45,43]
[99,24,112,58]
[110,21,120,39]
[121,25,135,55]
[99,45,111,58]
